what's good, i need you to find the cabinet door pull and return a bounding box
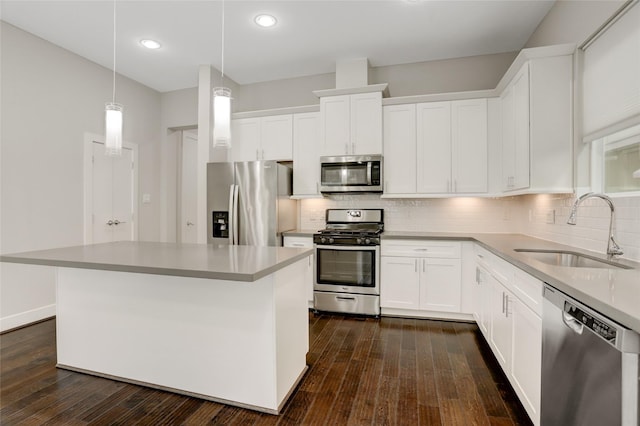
[502,292,506,314]
[505,295,510,318]
[415,259,418,273]
[422,259,425,273]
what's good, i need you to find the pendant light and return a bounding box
[105,0,123,156]
[213,0,231,148]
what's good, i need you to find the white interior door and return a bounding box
[180,130,198,243]
[91,141,135,243]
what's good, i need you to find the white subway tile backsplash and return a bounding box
[300,193,640,261]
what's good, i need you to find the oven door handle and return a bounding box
[314,244,378,251]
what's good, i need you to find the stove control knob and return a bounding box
[356,238,362,244]
[320,237,327,244]
[329,237,335,244]
[365,238,371,245]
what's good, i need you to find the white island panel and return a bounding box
[56,257,309,414]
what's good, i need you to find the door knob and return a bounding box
[113,219,126,225]
[106,220,114,226]
[186,221,194,226]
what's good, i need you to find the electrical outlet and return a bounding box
[546,209,555,224]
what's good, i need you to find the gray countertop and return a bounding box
[384,232,640,333]
[0,241,313,282]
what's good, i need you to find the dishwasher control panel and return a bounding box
[565,302,617,343]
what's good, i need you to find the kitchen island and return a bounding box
[0,241,313,414]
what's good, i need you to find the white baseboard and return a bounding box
[381,307,475,322]
[0,304,56,333]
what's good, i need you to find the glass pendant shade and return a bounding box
[213,87,231,148]
[105,102,123,156]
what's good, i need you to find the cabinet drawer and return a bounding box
[491,256,514,286]
[513,269,543,316]
[382,240,461,258]
[474,244,493,268]
[283,236,313,248]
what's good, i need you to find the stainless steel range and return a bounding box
[313,209,383,316]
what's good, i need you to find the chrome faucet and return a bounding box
[567,192,623,257]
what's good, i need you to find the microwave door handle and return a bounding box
[367,162,372,185]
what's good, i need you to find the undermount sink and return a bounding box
[513,249,633,270]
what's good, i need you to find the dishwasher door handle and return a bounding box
[562,311,584,335]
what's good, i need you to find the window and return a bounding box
[592,124,640,195]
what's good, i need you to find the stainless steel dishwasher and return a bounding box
[542,284,640,426]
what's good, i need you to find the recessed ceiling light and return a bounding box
[255,14,277,28]
[140,39,161,49]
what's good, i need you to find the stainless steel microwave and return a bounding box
[320,155,383,193]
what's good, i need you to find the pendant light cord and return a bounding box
[220,0,225,83]
[112,0,117,103]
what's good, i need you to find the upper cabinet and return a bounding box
[320,92,383,156]
[383,98,487,196]
[501,63,530,191]
[499,50,574,194]
[292,112,321,197]
[231,114,293,162]
[451,99,489,193]
[383,104,417,194]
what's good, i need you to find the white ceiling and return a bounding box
[0,0,556,93]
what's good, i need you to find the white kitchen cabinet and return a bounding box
[499,52,573,194]
[489,275,513,370]
[384,99,487,196]
[510,294,542,426]
[419,257,461,312]
[472,243,542,426]
[382,104,417,194]
[452,99,488,193]
[292,112,321,197]
[231,114,293,162]
[380,257,420,310]
[381,240,462,316]
[231,118,261,162]
[283,235,314,305]
[473,262,491,336]
[501,63,530,191]
[416,101,452,193]
[320,92,382,156]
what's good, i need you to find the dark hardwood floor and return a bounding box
[1,313,532,425]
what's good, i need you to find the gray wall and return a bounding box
[231,51,518,112]
[525,0,625,47]
[0,21,163,330]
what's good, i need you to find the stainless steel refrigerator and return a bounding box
[206,161,296,246]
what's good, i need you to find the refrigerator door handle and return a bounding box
[227,185,236,245]
[232,184,239,245]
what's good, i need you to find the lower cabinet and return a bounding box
[473,244,541,426]
[283,235,314,305]
[380,240,462,318]
[472,263,491,335]
[510,294,542,424]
